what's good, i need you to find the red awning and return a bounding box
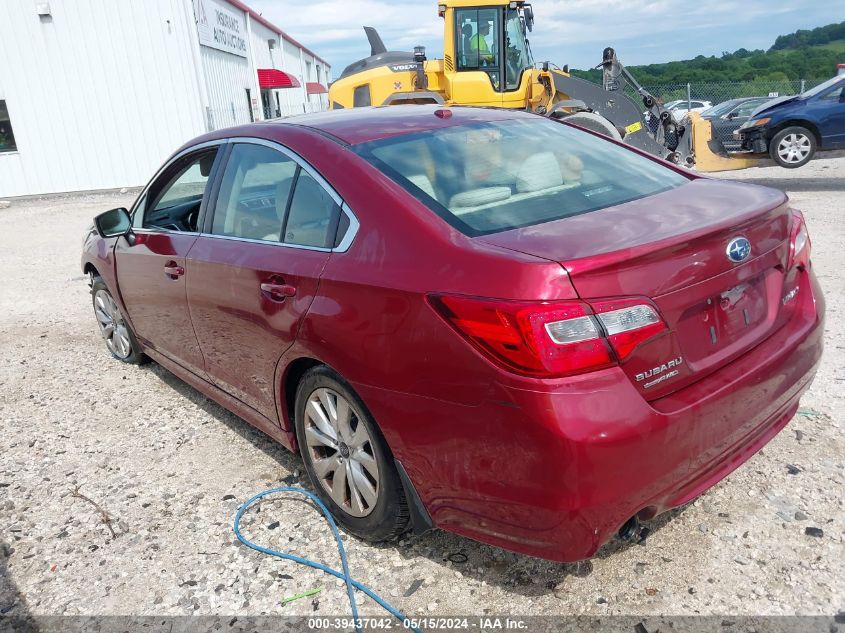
[257,69,300,89]
[306,82,328,95]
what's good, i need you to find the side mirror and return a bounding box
[94,207,132,238]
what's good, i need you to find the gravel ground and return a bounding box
[1,158,843,626]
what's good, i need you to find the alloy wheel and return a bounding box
[303,388,380,517]
[776,133,811,164]
[93,289,132,359]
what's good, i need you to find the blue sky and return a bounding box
[248,0,845,77]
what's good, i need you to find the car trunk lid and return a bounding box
[481,179,794,399]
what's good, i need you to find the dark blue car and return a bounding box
[737,75,845,168]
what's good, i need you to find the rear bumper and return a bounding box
[355,270,824,562]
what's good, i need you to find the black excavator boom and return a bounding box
[547,48,693,166]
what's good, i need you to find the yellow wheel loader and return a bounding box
[327,0,770,172]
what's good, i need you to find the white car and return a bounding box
[665,99,713,120]
[643,99,714,129]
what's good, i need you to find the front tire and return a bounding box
[91,277,145,364]
[557,111,623,140]
[770,126,816,168]
[294,366,409,541]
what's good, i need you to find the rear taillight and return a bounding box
[429,294,667,378]
[591,299,666,360]
[788,210,811,270]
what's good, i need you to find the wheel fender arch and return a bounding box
[278,356,324,440]
[83,262,100,278]
[768,119,822,145]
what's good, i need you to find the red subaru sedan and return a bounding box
[81,106,824,562]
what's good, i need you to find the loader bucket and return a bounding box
[688,112,773,173]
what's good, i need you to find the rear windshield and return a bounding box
[353,117,690,236]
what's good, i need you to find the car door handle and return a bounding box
[260,282,296,301]
[164,262,185,279]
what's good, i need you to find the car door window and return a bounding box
[210,142,342,248]
[456,8,501,90]
[211,144,298,242]
[734,101,760,117]
[503,8,532,90]
[143,149,218,232]
[131,194,147,229]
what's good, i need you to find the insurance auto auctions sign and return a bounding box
[194,0,248,58]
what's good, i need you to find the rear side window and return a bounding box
[353,117,690,236]
[353,85,371,108]
[211,142,341,248]
[283,170,340,248]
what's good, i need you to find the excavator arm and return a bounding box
[539,48,694,166]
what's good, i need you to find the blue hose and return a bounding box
[233,486,422,633]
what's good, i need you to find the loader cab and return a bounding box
[444,2,534,106]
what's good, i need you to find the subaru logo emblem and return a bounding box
[726,237,752,263]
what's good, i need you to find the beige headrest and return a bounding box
[515,152,564,192]
[558,153,584,183]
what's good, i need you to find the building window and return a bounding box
[305,60,312,81]
[0,101,17,152]
[316,65,322,83]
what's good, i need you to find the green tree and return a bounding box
[572,22,844,84]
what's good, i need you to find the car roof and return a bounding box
[177,105,537,155]
[265,105,532,145]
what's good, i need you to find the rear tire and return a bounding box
[91,277,146,364]
[294,366,409,541]
[769,126,816,168]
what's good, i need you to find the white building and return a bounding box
[0,0,331,197]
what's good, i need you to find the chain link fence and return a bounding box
[624,78,828,149]
[274,101,328,118]
[205,105,254,131]
[640,79,821,105]
[262,101,329,120]
[206,101,328,131]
